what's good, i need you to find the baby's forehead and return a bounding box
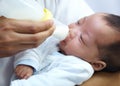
[89,13,108,22]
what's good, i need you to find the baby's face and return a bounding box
[59,13,117,63]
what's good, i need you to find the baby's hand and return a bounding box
[15,65,34,79]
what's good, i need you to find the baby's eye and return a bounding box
[80,34,86,45]
[80,34,83,42]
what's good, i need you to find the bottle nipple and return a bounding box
[52,25,69,41]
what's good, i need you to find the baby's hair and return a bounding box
[104,14,120,31]
[99,14,120,72]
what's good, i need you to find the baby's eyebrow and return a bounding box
[80,16,87,25]
[76,16,87,25]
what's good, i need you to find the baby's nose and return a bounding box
[68,29,77,39]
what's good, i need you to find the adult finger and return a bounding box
[13,26,54,46]
[9,19,54,34]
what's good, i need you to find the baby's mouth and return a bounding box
[59,39,66,46]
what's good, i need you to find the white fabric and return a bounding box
[44,0,94,25]
[11,36,94,86]
[13,37,59,72]
[11,53,94,86]
[0,0,94,86]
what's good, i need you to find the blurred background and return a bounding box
[85,0,120,15]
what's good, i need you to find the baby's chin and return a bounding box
[59,49,66,55]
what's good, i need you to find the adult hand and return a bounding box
[0,16,54,58]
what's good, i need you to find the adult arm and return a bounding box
[0,16,54,58]
[80,72,120,86]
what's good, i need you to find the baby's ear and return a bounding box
[90,61,106,71]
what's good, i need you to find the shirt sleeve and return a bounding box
[13,37,59,72]
[14,49,41,72]
[11,55,94,86]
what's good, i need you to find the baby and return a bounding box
[11,13,120,86]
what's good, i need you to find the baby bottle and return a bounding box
[0,0,69,41]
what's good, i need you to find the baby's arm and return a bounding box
[13,36,58,80]
[13,49,41,80]
[15,65,34,79]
